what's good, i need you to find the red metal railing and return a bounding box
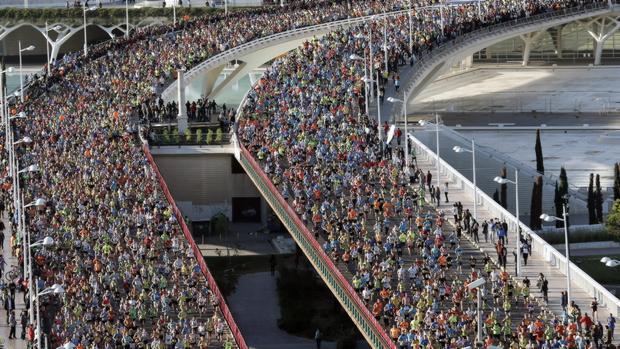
[142,144,249,349]
[239,144,397,349]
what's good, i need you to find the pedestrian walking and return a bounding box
[8,310,16,339]
[315,328,322,349]
[444,182,449,203]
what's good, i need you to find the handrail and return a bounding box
[161,8,421,101]
[236,143,397,349]
[141,141,248,349]
[408,133,620,316]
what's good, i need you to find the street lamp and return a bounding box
[34,282,63,349]
[453,140,477,221]
[362,73,382,144]
[24,198,46,208]
[28,235,55,328]
[18,164,39,174]
[467,277,486,344]
[83,5,98,56]
[387,95,409,172]
[494,170,521,275]
[540,206,571,307]
[1,67,16,151]
[418,114,440,189]
[18,41,35,102]
[601,257,620,267]
[349,54,369,116]
[14,136,32,145]
[125,0,130,38]
[45,23,62,76]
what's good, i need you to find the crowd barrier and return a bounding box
[142,141,249,349]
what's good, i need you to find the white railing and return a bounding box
[160,8,414,100]
[409,134,620,316]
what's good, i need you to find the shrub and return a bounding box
[215,128,223,143]
[206,129,213,145]
[195,129,202,144]
[607,199,620,236]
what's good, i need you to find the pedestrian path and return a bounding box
[413,149,616,327]
[0,214,27,349]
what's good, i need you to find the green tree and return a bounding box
[206,129,214,144]
[535,129,544,174]
[588,173,596,224]
[607,200,620,236]
[596,174,604,223]
[500,167,507,209]
[529,176,543,230]
[493,189,500,204]
[554,167,569,228]
[215,128,223,143]
[196,129,202,144]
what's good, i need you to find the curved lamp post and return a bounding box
[453,140,477,221]
[494,171,521,276]
[541,210,571,307]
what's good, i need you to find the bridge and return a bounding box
[136,2,620,347]
[209,2,619,348]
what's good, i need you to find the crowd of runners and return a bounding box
[0,0,613,347]
[237,0,615,348]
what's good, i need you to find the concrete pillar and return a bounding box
[587,16,620,65]
[520,31,544,66]
[201,63,226,97]
[177,69,188,134]
[556,25,564,59]
[461,55,473,69]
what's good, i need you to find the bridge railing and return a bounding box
[141,140,248,349]
[235,141,397,349]
[161,8,414,100]
[409,134,620,316]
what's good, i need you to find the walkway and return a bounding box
[0,215,27,349]
[414,148,615,326]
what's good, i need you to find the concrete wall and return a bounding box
[153,153,267,222]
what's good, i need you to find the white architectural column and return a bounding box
[520,30,544,66]
[177,69,188,134]
[587,16,620,65]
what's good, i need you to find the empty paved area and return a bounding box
[411,66,620,114]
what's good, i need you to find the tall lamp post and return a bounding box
[387,94,409,172]
[349,54,369,116]
[418,113,440,189]
[494,169,521,276]
[541,205,571,307]
[468,277,486,344]
[125,0,130,38]
[83,5,98,56]
[34,283,64,349]
[362,72,382,144]
[453,139,477,221]
[23,199,48,326]
[1,67,16,151]
[44,24,62,76]
[18,41,35,102]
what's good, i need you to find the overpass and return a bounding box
[146,2,620,347]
